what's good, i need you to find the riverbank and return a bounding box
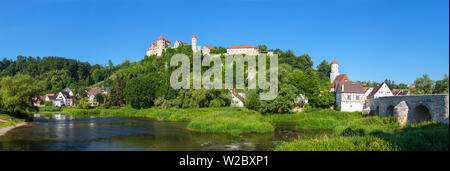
[0,114,27,136]
[57,107,449,151]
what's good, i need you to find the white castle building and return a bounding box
[226,45,260,55]
[146,36,171,56]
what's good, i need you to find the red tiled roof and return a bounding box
[192,34,197,39]
[331,59,338,64]
[331,74,349,88]
[336,81,365,93]
[157,36,170,42]
[228,45,254,49]
[204,45,215,50]
[363,87,368,92]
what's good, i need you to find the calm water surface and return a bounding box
[0,114,329,151]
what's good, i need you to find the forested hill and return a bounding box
[0,56,113,94]
[0,46,337,113]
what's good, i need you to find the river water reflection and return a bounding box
[0,114,329,151]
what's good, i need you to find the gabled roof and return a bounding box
[231,88,245,102]
[331,74,349,88]
[331,59,338,64]
[192,34,197,39]
[228,45,254,49]
[367,82,392,99]
[337,81,365,93]
[204,45,215,50]
[47,94,57,101]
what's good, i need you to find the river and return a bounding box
[0,113,327,151]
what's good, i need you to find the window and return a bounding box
[347,95,351,99]
[356,96,359,100]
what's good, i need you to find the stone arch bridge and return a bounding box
[365,95,449,126]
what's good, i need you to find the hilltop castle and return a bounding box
[146,34,198,56]
[146,34,273,56]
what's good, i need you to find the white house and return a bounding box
[336,81,366,112]
[230,88,245,107]
[202,45,215,56]
[366,82,393,99]
[52,91,73,107]
[226,45,259,55]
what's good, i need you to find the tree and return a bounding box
[109,77,127,106]
[433,74,449,94]
[94,93,105,105]
[397,83,408,89]
[316,60,331,81]
[412,74,434,94]
[123,75,156,108]
[259,84,298,113]
[0,74,39,114]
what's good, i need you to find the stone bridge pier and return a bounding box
[365,95,449,126]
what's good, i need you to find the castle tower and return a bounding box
[192,34,197,52]
[330,59,339,82]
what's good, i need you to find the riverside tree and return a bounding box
[0,74,39,114]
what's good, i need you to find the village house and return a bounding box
[86,87,110,106]
[335,81,366,112]
[230,88,245,107]
[202,45,215,56]
[53,91,73,107]
[35,88,74,107]
[366,82,394,100]
[364,87,374,98]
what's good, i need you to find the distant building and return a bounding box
[392,89,410,96]
[364,87,374,98]
[226,45,259,55]
[53,91,73,107]
[202,45,215,56]
[331,74,349,91]
[336,81,366,112]
[192,34,200,53]
[146,36,171,56]
[173,40,188,48]
[230,88,245,107]
[366,82,394,99]
[330,59,339,83]
[86,87,110,106]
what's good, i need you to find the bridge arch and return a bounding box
[387,105,395,117]
[412,105,432,123]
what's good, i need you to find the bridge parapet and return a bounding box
[367,95,449,126]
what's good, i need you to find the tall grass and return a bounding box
[275,135,397,151]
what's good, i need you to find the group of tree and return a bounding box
[411,74,449,94]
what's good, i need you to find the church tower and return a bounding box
[330,59,339,82]
[192,34,197,52]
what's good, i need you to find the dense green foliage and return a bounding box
[0,74,39,114]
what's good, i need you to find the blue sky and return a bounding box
[0,0,448,84]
